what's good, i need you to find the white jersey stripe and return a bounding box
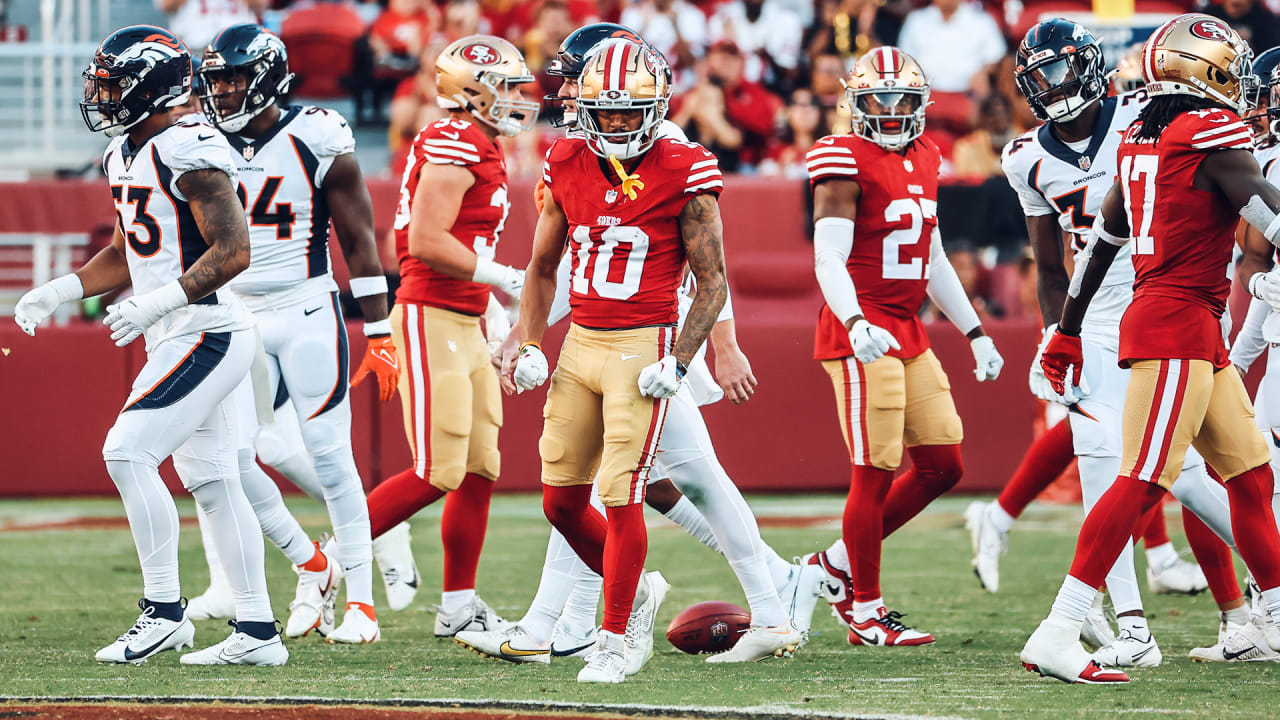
[1135,359,1182,482]
[689,159,718,170]
[424,154,469,166]
[407,304,429,479]
[423,138,481,152]
[422,145,481,162]
[808,167,859,177]
[806,146,854,158]
[687,169,721,183]
[807,157,858,169]
[1191,122,1249,140]
[1191,132,1253,149]
[685,180,724,193]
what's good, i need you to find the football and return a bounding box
[665,601,752,655]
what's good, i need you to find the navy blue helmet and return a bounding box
[1014,19,1107,122]
[81,25,193,136]
[198,24,294,132]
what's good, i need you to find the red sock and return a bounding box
[882,444,964,537]
[1068,476,1166,588]
[1182,505,1240,605]
[542,484,606,576]
[440,473,493,592]
[602,503,648,635]
[1227,464,1280,591]
[367,468,445,539]
[1138,498,1169,547]
[844,465,893,602]
[996,420,1074,518]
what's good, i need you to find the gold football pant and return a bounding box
[540,324,675,507]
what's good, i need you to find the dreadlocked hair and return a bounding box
[1134,94,1222,141]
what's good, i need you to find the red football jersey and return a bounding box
[1115,108,1249,369]
[544,136,723,329]
[394,117,510,315]
[807,133,941,360]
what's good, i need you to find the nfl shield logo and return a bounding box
[1078,155,1091,171]
[242,145,255,161]
[903,159,913,172]
[605,189,618,203]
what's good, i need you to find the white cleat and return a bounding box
[578,630,627,683]
[95,600,195,664]
[373,522,419,612]
[180,622,289,666]
[705,623,804,663]
[1080,592,1116,651]
[456,623,551,664]
[1217,613,1247,643]
[1020,615,1130,684]
[779,560,823,644]
[623,571,669,676]
[185,585,235,622]
[1190,617,1280,662]
[1146,552,1208,595]
[326,603,381,644]
[433,595,507,638]
[551,621,598,659]
[1092,628,1162,667]
[965,501,1006,593]
[284,542,341,638]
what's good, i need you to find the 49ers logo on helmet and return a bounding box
[462,43,499,65]
[1189,19,1231,41]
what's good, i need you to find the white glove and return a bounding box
[104,281,188,347]
[14,274,83,336]
[483,295,511,356]
[1028,325,1068,404]
[1251,271,1280,311]
[637,355,682,399]
[513,343,549,393]
[848,318,900,365]
[473,258,525,298]
[970,335,1004,382]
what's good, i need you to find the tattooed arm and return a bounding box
[175,168,251,301]
[674,193,727,366]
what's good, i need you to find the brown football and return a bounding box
[665,601,751,655]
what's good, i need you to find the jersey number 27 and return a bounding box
[882,197,936,279]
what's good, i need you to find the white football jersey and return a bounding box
[223,105,356,304]
[103,119,252,349]
[1255,140,1280,343]
[1002,91,1147,350]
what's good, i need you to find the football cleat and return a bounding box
[779,560,824,642]
[1021,615,1130,684]
[326,603,381,644]
[284,540,340,638]
[373,522,419,612]
[185,583,235,622]
[623,571,669,675]
[578,630,627,683]
[965,501,1007,593]
[847,608,935,647]
[1217,612,1247,643]
[433,595,507,638]
[551,620,598,659]
[95,600,195,664]
[705,623,804,663]
[1190,617,1280,662]
[1080,592,1116,651]
[456,623,551,664]
[1091,628,1162,667]
[1146,552,1208,595]
[803,551,854,628]
[180,621,288,666]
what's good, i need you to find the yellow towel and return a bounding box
[608,154,645,200]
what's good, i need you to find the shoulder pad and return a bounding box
[155,122,238,177]
[292,106,356,157]
[1169,108,1252,151]
[547,135,586,163]
[655,138,716,171]
[418,118,489,166]
[806,135,860,182]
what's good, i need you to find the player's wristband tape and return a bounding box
[520,341,541,352]
[350,275,389,298]
[363,318,392,337]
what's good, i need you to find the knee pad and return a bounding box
[311,446,364,497]
[281,334,340,400]
[102,421,158,466]
[173,446,237,493]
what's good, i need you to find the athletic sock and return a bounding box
[1144,541,1177,571]
[881,444,963,537]
[995,420,1074,519]
[441,589,475,614]
[367,468,445,540]
[237,620,278,640]
[1228,465,1280,592]
[1224,605,1251,626]
[987,501,1016,535]
[543,484,607,576]
[441,473,494,593]
[764,548,795,592]
[236,449,314,567]
[602,503,647,636]
[521,529,594,645]
[106,460,181,603]
[559,564,603,632]
[1183,505,1241,605]
[300,542,328,572]
[662,496,723,554]
[312,447,375,607]
[825,535,850,574]
[145,599,184,622]
[844,465,893,602]
[1140,498,1171,549]
[1068,476,1165,588]
[852,597,883,624]
[1050,575,1097,624]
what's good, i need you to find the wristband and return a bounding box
[51,273,85,303]
[1251,272,1264,298]
[474,258,514,286]
[350,275,388,298]
[675,359,688,379]
[519,341,541,352]
[154,279,190,311]
[363,318,392,337]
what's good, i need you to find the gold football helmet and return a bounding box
[845,46,929,150]
[576,40,671,159]
[436,35,538,136]
[1142,14,1256,114]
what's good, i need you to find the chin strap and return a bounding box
[608,154,645,200]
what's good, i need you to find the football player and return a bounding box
[360,34,535,638]
[513,39,730,682]
[1026,13,1280,684]
[804,47,1003,647]
[15,25,285,665]
[190,24,401,643]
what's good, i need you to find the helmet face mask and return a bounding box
[81,26,192,137]
[479,70,540,136]
[436,35,539,137]
[845,47,929,151]
[1014,20,1106,123]
[198,25,294,134]
[576,41,671,159]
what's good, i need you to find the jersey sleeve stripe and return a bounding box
[423,138,481,152]
[424,153,469,166]
[685,180,724,193]
[806,147,855,162]
[806,157,858,169]
[689,159,719,170]
[808,167,859,178]
[421,145,480,163]
[687,168,722,183]
[1191,132,1253,149]
[807,159,859,171]
[1190,122,1249,141]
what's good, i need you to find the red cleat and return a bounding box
[847,608,935,647]
[803,551,854,628]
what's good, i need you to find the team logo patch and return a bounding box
[462,43,498,65]
[903,159,913,172]
[1190,19,1231,41]
[242,145,254,160]
[710,621,729,640]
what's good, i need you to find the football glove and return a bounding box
[351,335,400,402]
[1250,271,1280,312]
[849,318,900,365]
[473,258,525,298]
[14,274,82,336]
[483,295,511,356]
[638,355,683,399]
[104,281,188,347]
[970,335,1003,382]
[1040,328,1087,399]
[1028,325,1067,403]
[514,343,549,393]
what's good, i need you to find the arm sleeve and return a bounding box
[1229,295,1269,371]
[925,227,981,335]
[813,216,861,324]
[546,250,573,327]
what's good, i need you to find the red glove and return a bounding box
[352,335,400,402]
[1040,329,1083,396]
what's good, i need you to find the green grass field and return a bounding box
[1,494,1276,719]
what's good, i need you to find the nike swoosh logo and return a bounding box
[824,581,843,596]
[442,131,460,140]
[1130,644,1154,661]
[304,306,323,316]
[374,349,399,368]
[219,637,280,661]
[550,640,594,657]
[1223,645,1258,661]
[621,354,642,361]
[197,134,214,141]
[850,628,880,645]
[499,641,549,657]
[123,623,186,661]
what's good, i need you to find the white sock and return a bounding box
[1261,586,1280,626]
[560,565,602,633]
[663,496,723,554]
[1145,541,1177,571]
[764,548,794,593]
[1050,575,1096,624]
[825,538,850,574]
[313,447,374,607]
[1118,614,1151,641]
[1224,604,1251,626]
[237,449,314,566]
[852,598,883,624]
[730,553,787,627]
[442,589,475,614]
[189,477,274,622]
[988,501,1016,534]
[106,460,182,603]
[194,501,230,592]
[521,529,591,646]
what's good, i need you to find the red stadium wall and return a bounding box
[0,178,1042,497]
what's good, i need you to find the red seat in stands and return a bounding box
[279,3,366,98]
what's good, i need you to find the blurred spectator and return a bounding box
[951,93,1017,179]
[439,0,485,43]
[804,0,877,62]
[898,0,1004,94]
[158,0,267,53]
[369,0,437,64]
[707,0,804,92]
[808,52,847,106]
[759,87,824,178]
[670,40,783,171]
[1015,248,1039,321]
[1205,0,1280,54]
[523,0,575,72]
[993,55,1038,131]
[390,45,445,167]
[619,0,709,75]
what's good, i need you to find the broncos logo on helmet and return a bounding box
[82,25,193,137]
